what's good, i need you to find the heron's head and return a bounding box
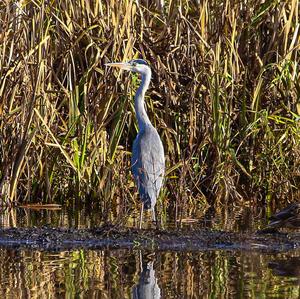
[105,59,151,76]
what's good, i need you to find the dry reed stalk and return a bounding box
[0,1,299,212]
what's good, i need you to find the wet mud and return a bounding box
[0,225,299,252]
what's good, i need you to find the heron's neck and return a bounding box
[135,72,152,130]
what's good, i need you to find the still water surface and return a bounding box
[0,206,299,298]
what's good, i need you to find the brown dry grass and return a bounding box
[0,1,299,212]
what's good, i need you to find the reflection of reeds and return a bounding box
[1,249,297,298]
[0,1,299,208]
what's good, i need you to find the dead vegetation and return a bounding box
[0,1,299,212]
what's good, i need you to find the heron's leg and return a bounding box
[152,207,156,222]
[139,203,144,229]
[139,250,142,272]
[153,206,162,230]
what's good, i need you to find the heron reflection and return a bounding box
[132,256,161,299]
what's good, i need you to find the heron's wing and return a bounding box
[131,127,165,208]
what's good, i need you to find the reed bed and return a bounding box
[0,0,299,211]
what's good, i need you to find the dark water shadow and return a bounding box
[269,257,300,282]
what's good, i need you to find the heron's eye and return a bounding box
[131,62,137,66]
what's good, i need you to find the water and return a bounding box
[0,203,267,231]
[0,206,300,298]
[0,249,299,298]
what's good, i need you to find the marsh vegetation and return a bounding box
[1,0,300,219]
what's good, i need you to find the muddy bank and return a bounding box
[0,226,299,252]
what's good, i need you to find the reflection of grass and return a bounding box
[0,248,299,298]
[1,1,299,213]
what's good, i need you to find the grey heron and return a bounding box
[105,59,165,228]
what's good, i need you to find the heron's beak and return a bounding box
[105,62,132,71]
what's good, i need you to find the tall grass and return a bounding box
[0,0,299,209]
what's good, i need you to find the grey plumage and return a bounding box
[105,59,165,226]
[132,126,164,211]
